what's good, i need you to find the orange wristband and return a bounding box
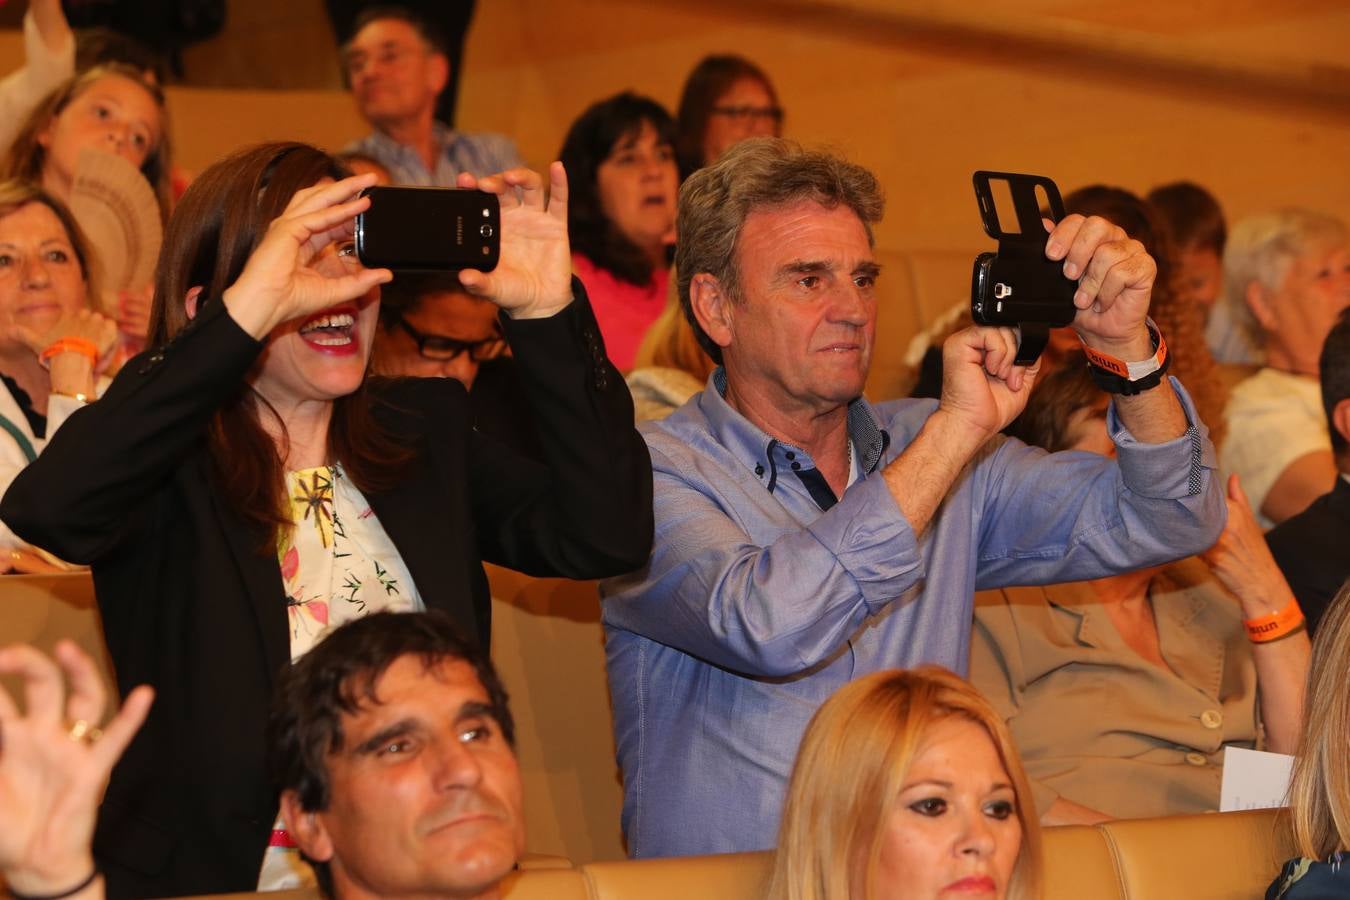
[1243,598,1305,643]
[39,337,100,366]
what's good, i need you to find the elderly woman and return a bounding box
[973,356,1309,826]
[1,142,652,898]
[674,54,782,179]
[1214,210,1349,526]
[0,181,116,568]
[767,667,1042,900]
[559,92,679,371]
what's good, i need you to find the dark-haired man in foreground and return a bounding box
[271,611,523,899]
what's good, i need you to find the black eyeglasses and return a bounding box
[396,313,506,363]
[710,105,784,125]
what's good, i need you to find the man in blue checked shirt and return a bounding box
[600,138,1226,859]
[339,7,520,186]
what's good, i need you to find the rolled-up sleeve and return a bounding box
[973,378,1225,589]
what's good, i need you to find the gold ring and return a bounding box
[66,719,103,744]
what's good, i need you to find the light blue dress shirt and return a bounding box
[600,369,1224,858]
[343,122,521,186]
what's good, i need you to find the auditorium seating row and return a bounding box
[179,807,1289,899]
[1,572,1293,900]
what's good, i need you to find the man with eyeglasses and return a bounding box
[338,6,520,186]
[375,273,541,457]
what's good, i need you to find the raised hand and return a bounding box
[453,163,574,320]
[221,173,393,340]
[1202,474,1296,617]
[116,284,154,342]
[938,324,1041,441]
[0,641,152,898]
[1044,214,1156,360]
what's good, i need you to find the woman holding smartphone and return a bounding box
[1,141,652,899]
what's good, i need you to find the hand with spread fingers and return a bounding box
[453,163,574,320]
[1044,214,1157,361]
[0,641,152,900]
[221,172,394,340]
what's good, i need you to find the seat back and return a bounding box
[0,572,114,710]
[488,565,626,863]
[1098,808,1291,900]
[1042,823,1124,900]
[581,851,773,900]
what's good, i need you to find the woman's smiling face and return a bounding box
[247,210,380,410]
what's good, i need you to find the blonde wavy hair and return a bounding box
[1285,582,1350,860]
[766,667,1042,900]
[632,276,716,382]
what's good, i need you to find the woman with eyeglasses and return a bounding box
[675,54,783,179]
[0,142,652,898]
[373,272,540,457]
[558,92,679,372]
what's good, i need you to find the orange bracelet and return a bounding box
[1243,598,1305,643]
[39,337,100,366]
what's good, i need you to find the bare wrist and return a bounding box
[5,856,98,898]
[220,287,282,340]
[504,293,573,321]
[925,407,993,459]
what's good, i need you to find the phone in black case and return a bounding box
[355,186,500,272]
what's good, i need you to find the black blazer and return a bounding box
[1266,476,1350,636]
[1,285,652,899]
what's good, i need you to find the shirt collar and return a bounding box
[699,367,890,492]
[367,120,462,159]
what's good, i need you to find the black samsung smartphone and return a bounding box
[970,171,1078,365]
[355,186,500,271]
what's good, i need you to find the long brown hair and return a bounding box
[2,64,174,222]
[767,667,1042,900]
[149,141,413,544]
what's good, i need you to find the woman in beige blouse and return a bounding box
[970,355,1310,826]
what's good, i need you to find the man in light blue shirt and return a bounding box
[600,139,1226,858]
[339,8,520,185]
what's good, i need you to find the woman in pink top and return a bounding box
[559,92,678,371]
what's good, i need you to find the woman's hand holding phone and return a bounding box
[221,173,394,340]
[454,163,575,320]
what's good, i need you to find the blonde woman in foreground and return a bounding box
[1267,581,1350,899]
[768,667,1042,900]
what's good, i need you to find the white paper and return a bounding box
[1220,746,1295,811]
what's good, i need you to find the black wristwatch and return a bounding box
[1082,318,1170,396]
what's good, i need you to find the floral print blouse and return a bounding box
[258,463,422,890]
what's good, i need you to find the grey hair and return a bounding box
[1218,208,1348,349]
[675,138,885,364]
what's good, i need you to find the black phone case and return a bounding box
[969,171,1077,364]
[355,186,501,272]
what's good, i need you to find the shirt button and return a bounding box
[785,451,796,460]
[754,464,764,477]
[790,461,801,471]
[1185,752,1208,767]
[1200,710,1223,729]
